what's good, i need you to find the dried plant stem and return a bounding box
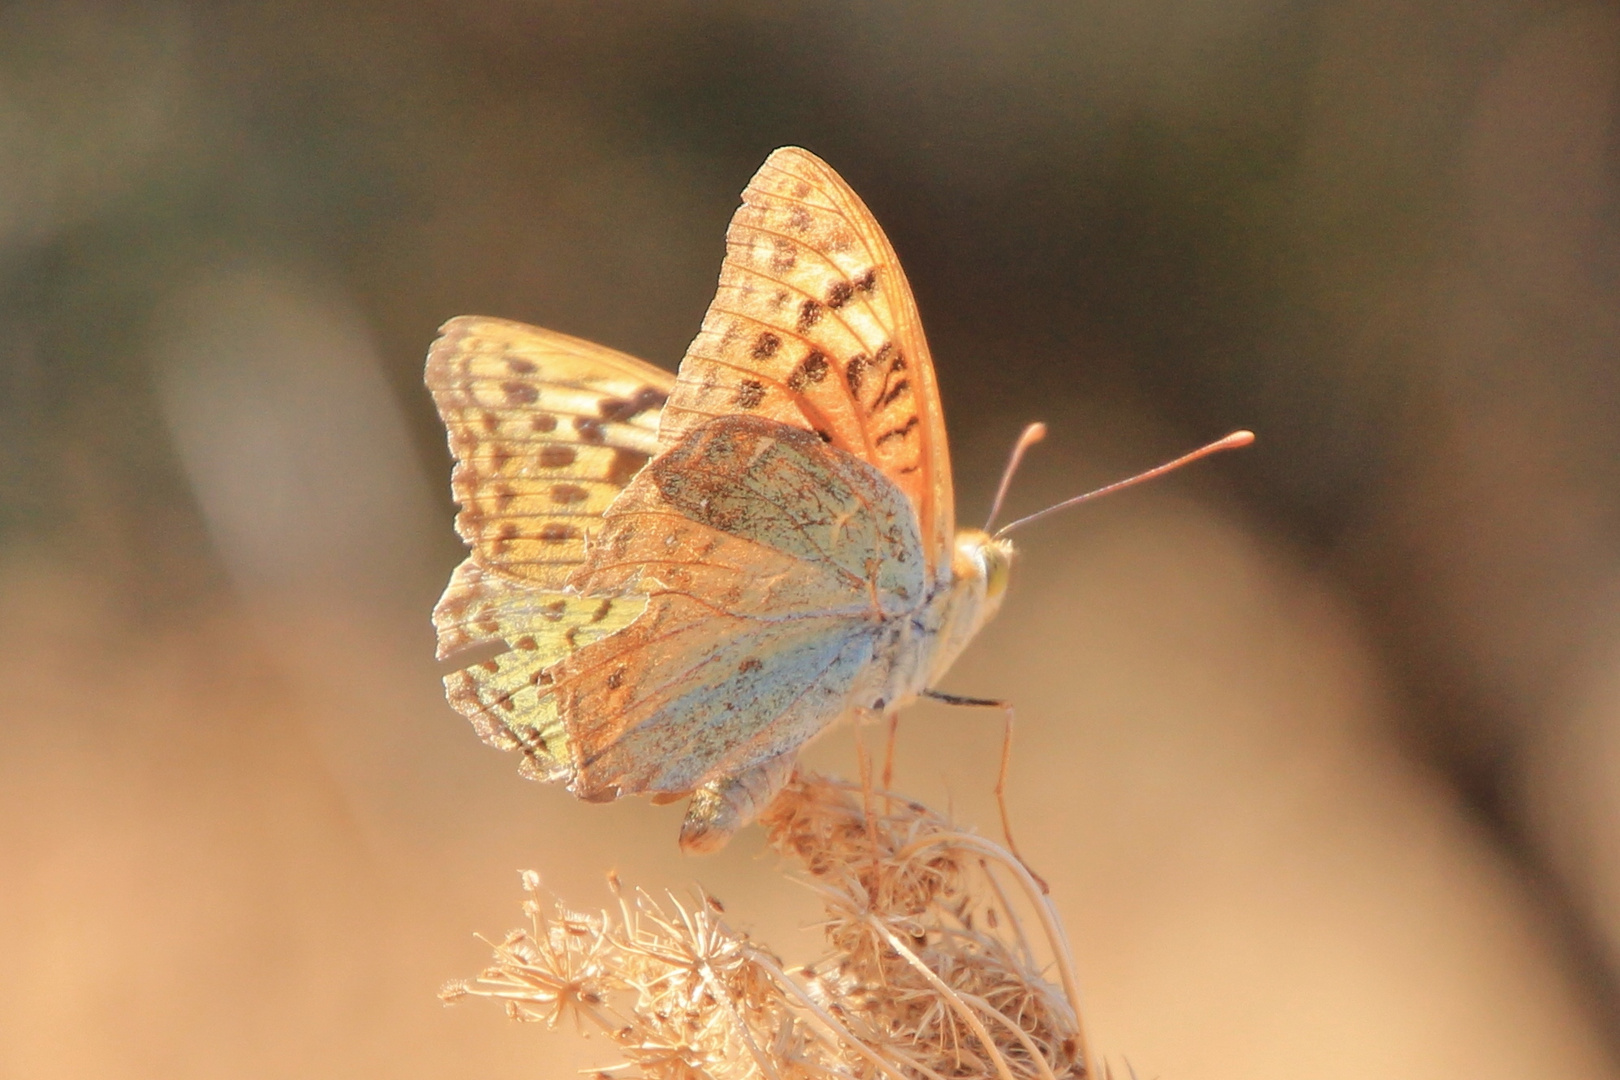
[864,914,1040,1080]
[445,772,1091,1080]
[746,952,946,1080]
[893,830,1085,1044]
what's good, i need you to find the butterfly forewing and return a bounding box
[426,316,674,593]
[437,561,648,780]
[656,147,955,580]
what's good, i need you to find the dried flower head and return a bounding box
[445,772,1092,1080]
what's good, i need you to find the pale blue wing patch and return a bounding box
[554,413,928,800]
[550,594,877,799]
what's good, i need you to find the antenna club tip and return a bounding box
[1222,430,1256,449]
[1027,421,1049,441]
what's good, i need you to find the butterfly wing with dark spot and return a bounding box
[426,316,674,777]
[435,559,647,780]
[655,147,955,583]
[425,315,674,597]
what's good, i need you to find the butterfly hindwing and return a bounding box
[577,413,925,612]
[655,147,956,581]
[555,414,928,799]
[554,593,877,800]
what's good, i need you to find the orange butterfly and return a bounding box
[426,148,1250,852]
[427,147,1013,852]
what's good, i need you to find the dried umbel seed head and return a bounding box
[446,772,1090,1080]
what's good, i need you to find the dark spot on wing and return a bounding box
[574,417,606,444]
[739,657,763,673]
[826,280,854,309]
[550,483,589,505]
[504,356,537,375]
[770,239,796,273]
[735,379,766,409]
[845,354,870,395]
[598,386,668,422]
[515,635,538,651]
[590,598,614,623]
[796,298,823,331]
[542,600,567,620]
[493,522,519,554]
[502,381,539,406]
[606,666,625,690]
[538,523,581,543]
[606,447,650,487]
[788,206,812,232]
[786,351,830,392]
[875,416,919,446]
[753,332,781,359]
[490,445,514,472]
[530,413,557,433]
[493,483,516,510]
[538,445,576,468]
[479,410,500,433]
[877,378,911,410]
[855,267,878,293]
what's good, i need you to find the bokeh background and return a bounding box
[5,2,1620,1077]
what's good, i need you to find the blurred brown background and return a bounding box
[5,2,1620,1077]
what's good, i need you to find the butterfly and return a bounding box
[426,146,1017,853]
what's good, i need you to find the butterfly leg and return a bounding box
[881,712,901,790]
[922,690,1048,894]
[679,752,798,855]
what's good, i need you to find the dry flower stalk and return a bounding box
[443,772,1092,1080]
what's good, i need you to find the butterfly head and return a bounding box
[956,528,1015,614]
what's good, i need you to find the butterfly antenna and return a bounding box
[983,422,1048,532]
[992,429,1254,539]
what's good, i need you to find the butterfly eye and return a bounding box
[982,539,1013,603]
[953,531,1013,603]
